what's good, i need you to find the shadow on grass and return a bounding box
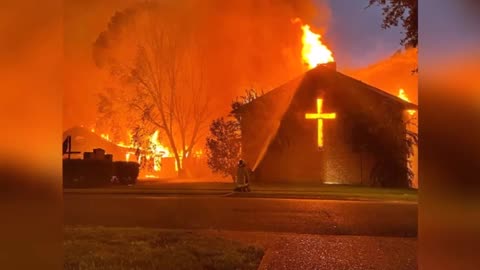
[64,226,264,270]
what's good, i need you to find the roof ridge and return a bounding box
[334,71,418,108]
[236,64,417,112]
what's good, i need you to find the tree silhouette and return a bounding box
[206,89,262,179]
[347,103,418,188]
[368,0,418,49]
[93,5,210,176]
[206,117,241,180]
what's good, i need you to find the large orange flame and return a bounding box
[149,130,171,171]
[398,88,416,115]
[90,128,177,178]
[91,128,205,177]
[300,24,334,69]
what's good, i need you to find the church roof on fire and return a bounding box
[237,63,417,113]
[234,63,417,170]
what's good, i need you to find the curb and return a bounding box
[64,189,417,203]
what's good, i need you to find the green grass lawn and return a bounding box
[245,183,418,201]
[64,227,264,270]
[65,181,417,202]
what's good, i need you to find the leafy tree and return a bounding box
[231,88,264,121]
[206,89,263,180]
[205,117,241,180]
[369,116,418,188]
[365,1,418,183]
[367,0,418,49]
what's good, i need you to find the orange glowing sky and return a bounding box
[63,0,417,130]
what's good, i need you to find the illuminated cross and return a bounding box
[305,98,336,147]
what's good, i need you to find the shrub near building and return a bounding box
[63,148,140,188]
[63,159,113,188]
[113,161,140,185]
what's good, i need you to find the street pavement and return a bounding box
[64,192,417,269]
[204,230,416,270]
[64,194,417,237]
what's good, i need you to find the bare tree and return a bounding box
[95,8,210,176]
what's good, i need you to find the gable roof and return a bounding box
[235,63,417,170]
[237,63,417,113]
[63,126,136,160]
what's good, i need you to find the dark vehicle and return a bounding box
[63,136,139,188]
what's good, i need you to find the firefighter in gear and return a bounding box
[235,160,251,192]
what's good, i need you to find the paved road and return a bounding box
[64,194,417,237]
[206,231,417,270]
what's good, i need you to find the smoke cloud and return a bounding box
[343,48,418,104]
[64,0,331,130]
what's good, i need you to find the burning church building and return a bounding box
[235,62,417,187]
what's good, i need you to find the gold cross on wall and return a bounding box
[305,98,336,147]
